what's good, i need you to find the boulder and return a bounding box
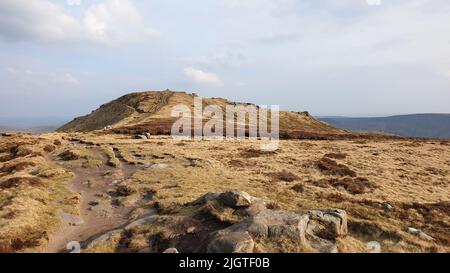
[235,199,268,217]
[227,209,309,243]
[304,230,338,253]
[308,209,348,237]
[89,191,349,254]
[218,191,253,207]
[189,192,221,206]
[207,231,254,253]
[217,206,346,253]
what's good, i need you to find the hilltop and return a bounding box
[57,90,343,137]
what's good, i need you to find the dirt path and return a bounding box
[45,144,143,253]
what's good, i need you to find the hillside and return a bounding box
[319,114,450,139]
[58,90,343,136]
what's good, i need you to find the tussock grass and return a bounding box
[102,146,120,168]
[0,135,77,252]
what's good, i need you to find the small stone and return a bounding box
[163,248,179,253]
[407,227,435,241]
[149,163,170,169]
[88,201,99,206]
[407,227,420,234]
[134,135,147,140]
[187,227,196,234]
[382,202,393,211]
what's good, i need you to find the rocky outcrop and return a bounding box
[84,191,348,253]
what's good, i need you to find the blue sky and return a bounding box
[0,0,449,120]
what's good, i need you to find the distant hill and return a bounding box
[0,125,58,134]
[0,117,67,134]
[319,114,450,139]
[0,126,18,133]
[58,90,343,136]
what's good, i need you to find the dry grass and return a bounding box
[1,132,449,253]
[269,170,300,182]
[311,177,377,195]
[0,134,77,252]
[102,146,120,168]
[316,157,357,177]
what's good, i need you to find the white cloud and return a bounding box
[443,70,450,78]
[6,67,80,85]
[181,49,247,68]
[222,0,295,13]
[3,67,80,93]
[184,67,224,87]
[67,0,81,6]
[366,0,382,6]
[254,31,299,44]
[83,0,159,45]
[0,0,158,46]
[0,0,82,43]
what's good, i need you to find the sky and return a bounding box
[0,0,449,122]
